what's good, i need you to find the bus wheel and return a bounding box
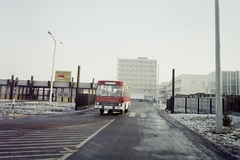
[100,109,104,115]
[120,110,123,114]
[124,105,128,113]
[108,110,113,114]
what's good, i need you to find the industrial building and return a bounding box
[159,70,240,103]
[209,71,240,95]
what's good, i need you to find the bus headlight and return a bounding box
[96,102,99,105]
[118,103,122,106]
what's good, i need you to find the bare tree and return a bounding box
[201,81,210,94]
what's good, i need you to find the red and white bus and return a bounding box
[95,80,131,115]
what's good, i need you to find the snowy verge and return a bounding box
[174,116,240,156]
[170,109,240,158]
[0,101,90,116]
[154,103,240,158]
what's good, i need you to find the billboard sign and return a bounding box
[55,71,71,82]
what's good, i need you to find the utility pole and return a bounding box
[75,65,81,110]
[157,64,159,105]
[12,77,18,114]
[215,0,223,133]
[171,69,175,113]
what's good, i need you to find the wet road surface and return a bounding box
[68,102,235,160]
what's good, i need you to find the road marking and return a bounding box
[0,141,79,147]
[0,153,63,159]
[0,150,58,154]
[57,121,111,129]
[75,119,115,149]
[129,112,136,117]
[60,147,78,154]
[0,144,77,150]
[60,119,115,160]
[2,137,85,143]
[0,120,115,160]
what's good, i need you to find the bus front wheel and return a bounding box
[120,110,123,114]
[108,110,113,114]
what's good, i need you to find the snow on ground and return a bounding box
[172,114,240,157]
[0,101,76,116]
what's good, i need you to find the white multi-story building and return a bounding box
[165,74,209,96]
[160,71,240,102]
[117,57,157,101]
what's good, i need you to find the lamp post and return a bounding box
[157,64,159,105]
[215,0,223,133]
[48,31,56,105]
[191,80,195,94]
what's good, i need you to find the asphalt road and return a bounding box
[0,102,236,160]
[67,102,235,160]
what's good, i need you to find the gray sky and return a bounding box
[0,0,239,83]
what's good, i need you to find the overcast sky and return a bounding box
[0,0,239,83]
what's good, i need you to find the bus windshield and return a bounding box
[96,85,123,97]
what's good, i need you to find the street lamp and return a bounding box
[157,64,159,105]
[215,0,223,133]
[48,31,56,105]
[191,80,195,94]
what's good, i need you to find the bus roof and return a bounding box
[97,80,126,86]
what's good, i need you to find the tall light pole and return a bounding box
[48,31,56,105]
[215,0,223,133]
[191,80,195,94]
[157,64,159,105]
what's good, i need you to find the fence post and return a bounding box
[28,76,34,101]
[222,98,225,113]
[75,65,81,110]
[197,98,200,114]
[12,77,18,114]
[185,97,187,113]
[9,75,14,100]
[210,98,212,114]
[167,99,170,111]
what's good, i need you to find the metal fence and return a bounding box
[75,93,96,110]
[175,95,240,114]
[0,78,96,103]
[175,97,216,114]
[225,95,240,112]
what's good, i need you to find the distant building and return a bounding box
[159,71,240,103]
[159,82,167,103]
[166,74,209,95]
[209,71,240,95]
[117,57,157,101]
